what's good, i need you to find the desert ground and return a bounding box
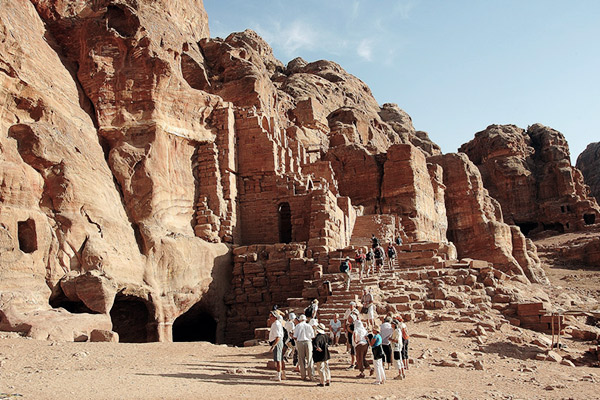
[1,230,599,400]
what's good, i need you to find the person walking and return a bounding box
[284,312,297,361]
[386,242,397,271]
[353,320,372,378]
[312,323,331,387]
[369,326,386,385]
[399,316,410,371]
[373,244,385,274]
[390,319,405,380]
[395,235,402,246]
[354,249,366,281]
[361,288,376,329]
[343,303,358,369]
[293,314,315,381]
[371,234,379,248]
[380,316,394,369]
[365,247,374,276]
[340,257,352,291]
[268,311,285,381]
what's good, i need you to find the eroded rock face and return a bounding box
[576,142,600,205]
[0,0,549,344]
[429,153,547,283]
[460,124,600,235]
[0,0,230,342]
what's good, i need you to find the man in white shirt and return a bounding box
[293,314,315,381]
[268,311,285,381]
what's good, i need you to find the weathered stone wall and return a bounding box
[225,244,315,344]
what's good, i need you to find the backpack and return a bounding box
[387,246,396,257]
[355,254,363,263]
[374,247,382,258]
[305,304,314,318]
[372,237,380,247]
[395,236,402,245]
[365,251,373,261]
[283,326,289,343]
[339,260,349,273]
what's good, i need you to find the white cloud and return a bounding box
[252,19,319,57]
[393,0,418,20]
[357,39,373,61]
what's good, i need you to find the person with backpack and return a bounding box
[365,248,374,276]
[395,235,402,246]
[371,234,379,248]
[284,313,297,362]
[304,299,318,320]
[373,244,385,274]
[354,249,366,281]
[339,257,352,291]
[387,242,397,271]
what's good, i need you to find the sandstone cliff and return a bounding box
[428,153,547,284]
[576,142,600,206]
[460,124,600,235]
[1,0,230,342]
[0,0,550,344]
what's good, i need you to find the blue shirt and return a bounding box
[371,333,382,348]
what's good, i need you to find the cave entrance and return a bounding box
[49,288,96,314]
[278,202,292,243]
[110,295,157,343]
[542,222,564,234]
[172,303,217,343]
[17,219,37,253]
[515,222,539,236]
[584,213,596,225]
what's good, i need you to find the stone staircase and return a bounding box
[253,240,563,343]
[256,240,502,339]
[349,214,398,247]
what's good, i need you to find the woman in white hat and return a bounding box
[312,323,331,386]
[352,320,372,378]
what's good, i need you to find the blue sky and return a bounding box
[204,0,600,162]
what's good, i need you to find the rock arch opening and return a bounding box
[17,219,37,253]
[584,213,596,225]
[278,202,292,243]
[110,295,157,343]
[172,303,217,343]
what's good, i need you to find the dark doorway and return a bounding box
[172,303,217,343]
[515,222,539,236]
[110,295,155,343]
[17,219,37,253]
[542,222,564,234]
[278,202,292,243]
[584,213,596,225]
